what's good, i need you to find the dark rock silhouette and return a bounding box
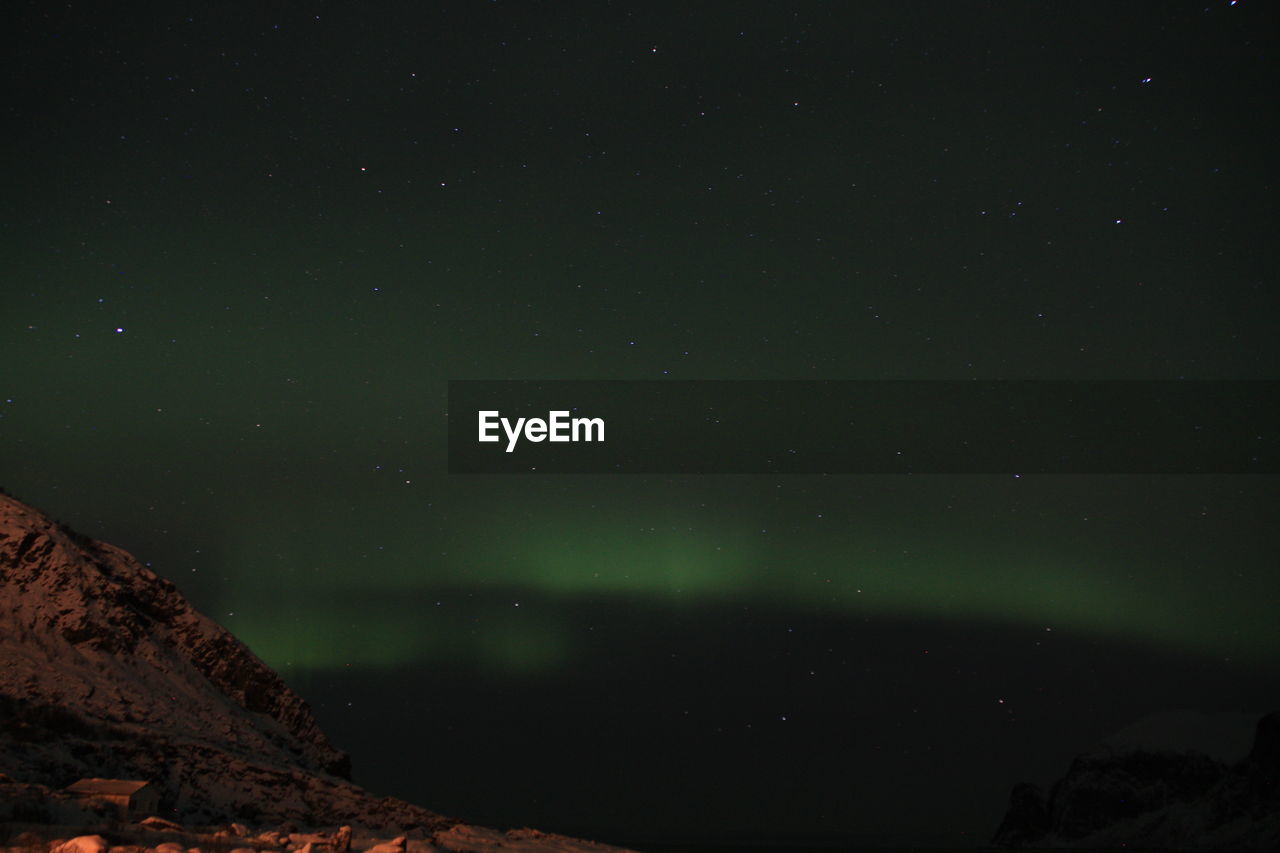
[992,782,1050,846]
[993,711,1280,850]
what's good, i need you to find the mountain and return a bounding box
[0,491,449,830]
[993,709,1280,850]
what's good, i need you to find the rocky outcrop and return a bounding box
[993,711,1280,850]
[0,494,345,777]
[992,782,1051,847]
[0,493,442,830]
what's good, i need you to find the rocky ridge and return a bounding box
[0,491,440,830]
[993,710,1280,849]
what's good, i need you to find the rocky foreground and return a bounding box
[0,491,386,827]
[1,823,637,853]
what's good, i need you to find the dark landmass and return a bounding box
[993,710,1279,849]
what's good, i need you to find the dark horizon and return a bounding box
[4,0,1277,846]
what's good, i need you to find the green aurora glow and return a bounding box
[213,481,1279,675]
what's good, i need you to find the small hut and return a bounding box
[64,779,160,819]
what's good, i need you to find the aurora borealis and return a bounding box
[208,475,1279,674]
[3,0,1278,845]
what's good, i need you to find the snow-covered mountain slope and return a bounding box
[0,492,448,830]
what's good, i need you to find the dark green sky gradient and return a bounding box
[4,0,1278,843]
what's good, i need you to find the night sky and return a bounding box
[3,1,1278,846]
